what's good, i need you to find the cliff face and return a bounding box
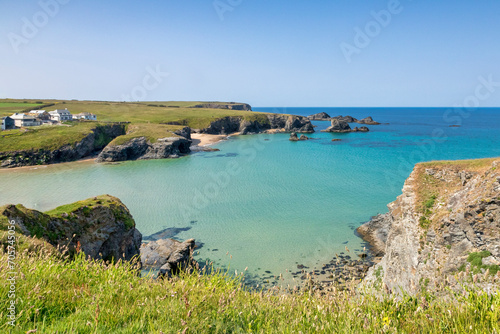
[201,114,314,135]
[0,195,142,262]
[96,136,191,162]
[0,124,126,168]
[360,158,500,294]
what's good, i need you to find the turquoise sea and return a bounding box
[1,108,499,286]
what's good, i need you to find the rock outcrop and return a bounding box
[141,238,197,278]
[96,136,191,162]
[360,158,500,294]
[357,116,380,125]
[307,112,331,120]
[352,126,370,132]
[0,195,142,262]
[0,124,126,168]
[202,114,314,135]
[330,115,381,125]
[289,132,309,141]
[321,119,353,133]
[332,115,358,123]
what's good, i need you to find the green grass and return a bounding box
[0,122,106,152]
[1,248,499,333]
[467,251,500,275]
[0,101,46,116]
[43,195,119,216]
[0,99,263,129]
[108,123,182,146]
[0,99,273,155]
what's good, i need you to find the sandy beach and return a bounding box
[190,133,236,147]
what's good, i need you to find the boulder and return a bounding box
[289,132,299,141]
[299,134,309,140]
[140,238,197,278]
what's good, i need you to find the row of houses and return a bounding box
[1,109,97,130]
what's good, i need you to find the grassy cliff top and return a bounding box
[107,123,181,147]
[0,122,106,152]
[43,194,125,216]
[0,99,261,129]
[0,99,268,154]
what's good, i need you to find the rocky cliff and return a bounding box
[359,158,500,294]
[96,136,191,162]
[0,124,126,168]
[201,114,314,135]
[0,195,142,262]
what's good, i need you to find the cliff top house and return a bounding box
[49,109,73,122]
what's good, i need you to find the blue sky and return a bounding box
[1,0,500,107]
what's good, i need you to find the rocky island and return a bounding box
[320,119,370,133]
[307,112,381,125]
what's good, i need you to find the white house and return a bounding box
[73,112,97,121]
[10,113,42,127]
[49,109,73,122]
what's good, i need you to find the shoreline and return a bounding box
[0,156,97,173]
[0,133,239,172]
[190,132,241,147]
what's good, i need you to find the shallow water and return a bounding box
[1,107,499,286]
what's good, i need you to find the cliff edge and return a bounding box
[0,195,142,261]
[359,158,500,294]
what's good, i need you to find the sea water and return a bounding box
[0,108,499,285]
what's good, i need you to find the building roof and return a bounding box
[49,109,72,114]
[30,110,47,114]
[10,113,36,120]
[75,112,95,116]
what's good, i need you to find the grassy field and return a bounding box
[0,99,262,128]
[52,100,266,129]
[0,102,46,116]
[0,99,270,154]
[0,122,104,152]
[0,243,498,333]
